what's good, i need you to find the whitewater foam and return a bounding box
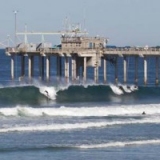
[121,85,132,93]
[1,104,160,117]
[39,86,57,100]
[110,84,124,95]
[1,117,160,133]
[79,139,160,149]
[0,122,107,133]
[37,82,72,100]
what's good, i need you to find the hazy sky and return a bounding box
[0,0,160,46]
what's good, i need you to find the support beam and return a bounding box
[59,57,62,78]
[74,56,77,81]
[31,56,34,77]
[103,58,107,83]
[56,56,60,80]
[28,56,34,80]
[20,56,25,80]
[83,57,87,82]
[42,57,45,80]
[64,57,67,78]
[57,56,62,81]
[39,56,45,80]
[94,54,99,83]
[67,57,69,83]
[28,56,32,80]
[94,66,99,83]
[76,58,80,81]
[144,56,147,85]
[155,56,159,85]
[11,55,15,80]
[115,57,118,84]
[39,56,42,80]
[65,56,69,83]
[123,56,127,84]
[135,56,138,84]
[46,56,50,81]
[72,56,76,81]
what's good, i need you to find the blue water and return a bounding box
[0,49,160,159]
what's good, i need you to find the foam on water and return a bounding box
[39,86,57,100]
[79,139,160,149]
[0,103,160,117]
[1,117,160,133]
[110,84,124,95]
[121,85,132,93]
[110,84,138,95]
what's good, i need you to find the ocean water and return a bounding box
[0,49,160,159]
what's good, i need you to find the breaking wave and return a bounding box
[0,82,159,104]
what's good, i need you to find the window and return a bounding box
[89,42,92,49]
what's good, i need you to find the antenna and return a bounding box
[83,5,86,32]
[64,16,69,32]
[7,35,10,47]
[24,23,28,44]
[13,10,18,47]
[13,10,19,79]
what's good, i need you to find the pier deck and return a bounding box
[6,47,160,56]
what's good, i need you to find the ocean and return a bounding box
[0,49,160,160]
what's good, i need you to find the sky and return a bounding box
[0,0,160,46]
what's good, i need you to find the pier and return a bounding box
[5,29,160,85]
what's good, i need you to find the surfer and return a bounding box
[127,85,131,89]
[45,90,48,95]
[142,111,146,115]
[119,85,123,90]
[134,85,138,89]
[45,90,49,100]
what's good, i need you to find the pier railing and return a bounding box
[5,46,160,57]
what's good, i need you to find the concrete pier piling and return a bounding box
[46,56,50,81]
[144,56,147,85]
[103,58,107,83]
[21,56,25,79]
[123,56,127,84]
[11,55,14,80]
[134,56,138,84]
[57,56,62,81]
[83,57,87,82]
[72,56,76,82]
[115,56,118,84]
[155,56,159,85]
[39,56,45,80]
[64,56,69,83]
[28,55,34,80]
